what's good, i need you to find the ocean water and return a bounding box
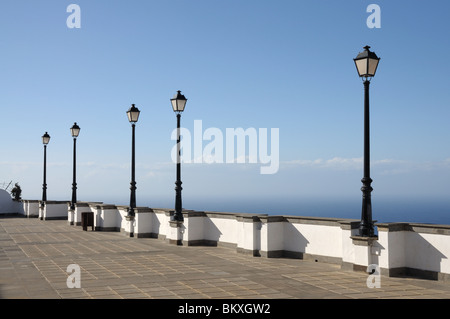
[111,194,450,226]
[183,196,450,226]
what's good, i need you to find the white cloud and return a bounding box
[282,157,450,174]
[283,157,362,170]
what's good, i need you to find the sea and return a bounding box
[180,196,450,226]
[106,195,450,226]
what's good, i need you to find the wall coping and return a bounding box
[149,209,172,216]
[204,211,242,219]
[376,222,450,235]
[339,220,361,230]
[236,214,268,222]
[284,215,359,226]
[183,211,207,218]
[351,236,378,246]
[90,203,117,209]
[42,200,70,204]
[203,211,268,220]
[259,216,286,223]
[135,207,154,213]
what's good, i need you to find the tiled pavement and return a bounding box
[1,216,450,300]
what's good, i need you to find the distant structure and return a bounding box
[11,183,22,201]
[0,182,24,215]
[0,181,13,192]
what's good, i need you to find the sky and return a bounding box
[1,1,450,219]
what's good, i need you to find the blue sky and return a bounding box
[1,1,449,216]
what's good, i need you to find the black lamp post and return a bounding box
[127,104,140,218]
[70,123,80,210]
[171,90,187,221]
[41,132,50,203]
[354,45,380,237]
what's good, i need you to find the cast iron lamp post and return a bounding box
[171,90,187,222]
[70,123,80,210]
[127,104,140,218]
[354,45,380,237]
[41,132,51,203]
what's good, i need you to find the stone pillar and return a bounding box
[181,211,206,246]
[68,202,75,225]
[124,215,135,237]
[350,236,378,272]
[28,200,40,218]
[260,216,285,258]
[73,202,90,226]
[133,207,153,238]
[236,215,262,257]
[168,220,184,245]
[376,223,407,277]
[339,220,360,271]
[38,201,45,220]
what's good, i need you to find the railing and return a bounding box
[0,181,13,192]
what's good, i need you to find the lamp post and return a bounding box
[127,104,140,218]
[171,90,187,222]
[354,45,380,237]
[41,132,51,203]
[70,123,80,210]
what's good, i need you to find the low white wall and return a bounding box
[71,202,89,225]
[97,204,120,231]
[260,217,284,254]
[22,200,39,217]
[42,201,69,220]
[153,209,171,239]
[183,213,205,243]
[117,206,129,232]
[283,217,345,260]
[134,208,153,236]
[406,232,450,274]
[204,213,240,246]
[377,223,450,280]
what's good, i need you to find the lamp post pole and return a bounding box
[354,45,380,237]
[42,144,47,202]
[70,123,80,211]
[171,90,187,222]
[129,121,136,216]
[42,132,50,204]
[360,79,374,237]
[126,104,140,219]
[175,112,183,221]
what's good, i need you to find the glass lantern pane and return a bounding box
[42,134,50,145]
[171,99,178,112]
[355,59,368,77]
[71,126,80,137]
[128,111,139,123]
[368,58,379,76]
[177,100,186,112]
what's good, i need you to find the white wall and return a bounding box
[22,200,39,217]
[405,232,450,274]
[204,213,239,245]
[42,201,69,220]
[284,222,343,258]
[0,189,24,214]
